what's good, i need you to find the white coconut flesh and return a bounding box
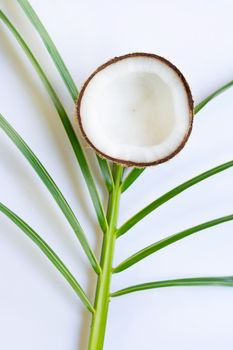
[79,55,192,165]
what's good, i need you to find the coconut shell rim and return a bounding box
[76,52,194,167]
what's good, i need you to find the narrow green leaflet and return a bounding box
[0,114,100,274]
[117,160,233,237]
[17,0,78,101]
[97,155,114,193]
[114,215,233,273]
[0,202,94,313]
[0,11,108,233]
[111,276,233,297]
[121,168,145,193]
[16,0,112,191]
[194,80,233,114]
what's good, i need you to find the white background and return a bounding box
[0,0,233,349]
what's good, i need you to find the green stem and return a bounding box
[88,165,123,350]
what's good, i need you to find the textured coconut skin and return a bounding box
[76,53,194,167]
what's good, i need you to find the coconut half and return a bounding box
[77,53,193,167]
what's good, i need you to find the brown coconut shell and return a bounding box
[76,53,194,167]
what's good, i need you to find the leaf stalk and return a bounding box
[88,165,123,350]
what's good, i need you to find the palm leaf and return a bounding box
[16,0,113,192]
[97,155,114,193]
[194,80,233,114]
[121,168,145,193]
[17,0,78,101]
[114,215,233,273]
[0,10,108,233]
[0,113,100,273]
[117,161,233,237]
[0,202,94,313]
[111,276,233,297]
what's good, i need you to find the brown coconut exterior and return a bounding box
[76,53,194,167]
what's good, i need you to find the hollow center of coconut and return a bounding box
[79,55,192,165]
